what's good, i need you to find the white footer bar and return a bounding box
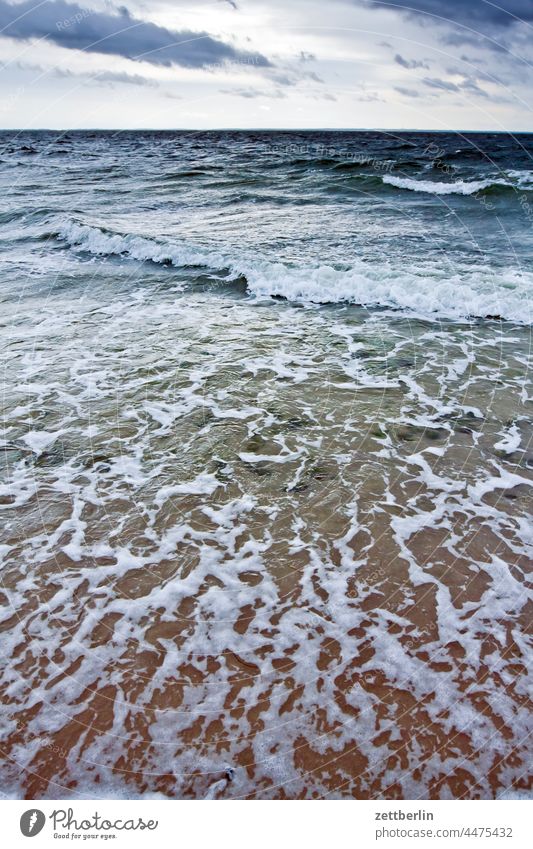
[3,799,531,849]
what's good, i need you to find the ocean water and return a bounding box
[0,130,532,799]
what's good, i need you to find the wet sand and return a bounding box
[1,296,532,799]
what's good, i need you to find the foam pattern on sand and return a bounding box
[1,288,532,799]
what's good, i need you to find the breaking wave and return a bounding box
[56,220,533,323]
[382,171,533,195]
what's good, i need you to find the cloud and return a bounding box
[422,74,493,98]
[219,86,286,99]
[368,1,533,29]
[422,76,460,92]
[11,58,157,87]
[90,70,158,87]
[459,77,490,97]
[394,53,429,69]
[0,0,271,68]
[394,86,421,97]
[356,92,384,102]
[268,71,296,86]
[305,70,324,83]
[445,63,501,85]
[440,30,508,51]
[459,54,487,64]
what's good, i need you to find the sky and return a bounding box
[0,0,532,130]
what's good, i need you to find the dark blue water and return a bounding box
[1,130,533,320]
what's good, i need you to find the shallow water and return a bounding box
[0,130,532,799]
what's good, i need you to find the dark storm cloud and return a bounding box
[368,1,533,28]
[0,0,270,68]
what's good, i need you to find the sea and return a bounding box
[0,129,532,799]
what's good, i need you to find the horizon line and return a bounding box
[1,126,533,134]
